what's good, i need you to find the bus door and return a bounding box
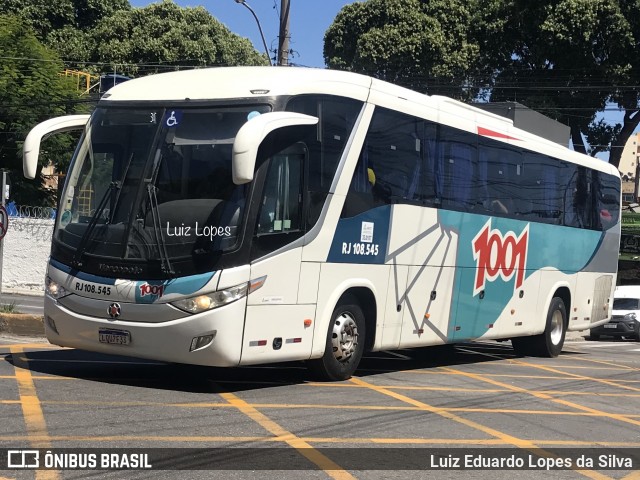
[243,143,315,364]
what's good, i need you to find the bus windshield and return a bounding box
[55,105,270,274]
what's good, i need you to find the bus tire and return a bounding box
[512,297,567,358]
[308,296,365,381]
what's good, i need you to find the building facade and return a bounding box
[618,132,640,204]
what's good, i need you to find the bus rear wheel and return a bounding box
[512,297,567,358]
[308,296,365,381]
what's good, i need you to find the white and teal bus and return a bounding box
[23,67,621,380]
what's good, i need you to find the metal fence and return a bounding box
[7,204,56,241]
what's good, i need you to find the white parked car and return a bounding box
[590,285,640,341]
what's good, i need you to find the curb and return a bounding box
[1,288,45,297]
[0,313,45,337]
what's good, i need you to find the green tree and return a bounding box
[0,0,130,71]
[89,1,268,76]
[324,0,482,99]
[0,0,130,40]
[0,14,84,205]
[325,0,640,167]
[1,1,268,74]
[481,0,640,166]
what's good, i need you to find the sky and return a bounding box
[126,0,631,161]
[128,0,357,68]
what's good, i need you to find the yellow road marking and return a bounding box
[0,343,57,349]
[535,390,640,398]
[0,375,76,380]
[442,367,640,428]
[219,391,355,480]
[358,368,576,380]
[10,347,58,480]
[509,359,640,393]
[501,363,630,371]
[351,376,613,480]
[0,435,637,447]
[562,356,640,371]
[457,346,640,393]
[308,382,640,397]
[0,399,635,418]
[306,383,509,393]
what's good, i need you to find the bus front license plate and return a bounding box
[99,329,131,345]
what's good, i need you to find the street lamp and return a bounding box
[234,0,273,66]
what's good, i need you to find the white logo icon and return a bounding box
[166,111,178,127]
[8,450,39,468]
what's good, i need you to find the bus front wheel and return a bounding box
[512,297,567,358]
[308,296,366,381]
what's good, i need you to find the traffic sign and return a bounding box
[0,205,8,240]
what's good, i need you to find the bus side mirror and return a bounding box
[232,112,318,184]
[23,115,90,179]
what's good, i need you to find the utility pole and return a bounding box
[277,0,290,66]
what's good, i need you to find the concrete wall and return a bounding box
[1,217,53,294]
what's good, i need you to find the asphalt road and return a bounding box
[0,293,44,316]
[0,336,639,479]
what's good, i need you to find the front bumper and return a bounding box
[590,317,640,339]
[43,294,247,366]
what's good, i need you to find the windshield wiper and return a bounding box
[71,181,121,268]
[71,149,135,269]
[146,180,174,275]
[142,144,175,275]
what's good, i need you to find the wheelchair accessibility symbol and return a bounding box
[164,110,182,128]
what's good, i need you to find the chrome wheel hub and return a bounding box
[331,312,359,362]
[550,310,564,345]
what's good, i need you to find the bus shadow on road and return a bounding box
[2,340,583,394]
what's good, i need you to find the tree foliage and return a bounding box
[325,0,640,167]
[1,0,267,204]
[0,0,130,41]
[1,0,268,73]
[324,0,481,99]
[482,0,640,166]
[0,14,85,205]
[88,1,268,76]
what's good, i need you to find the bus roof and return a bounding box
[102,66,619,178]
[102,66,373,103]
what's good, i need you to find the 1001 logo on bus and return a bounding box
[472,220,529,296]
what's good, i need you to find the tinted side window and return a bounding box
[286,96,362,227]
[594,171,621,231]
[478,142,522,216]
[342,108,429,217]
[563,167,593,228]
[522,154,562,224]
[437,125,478,212]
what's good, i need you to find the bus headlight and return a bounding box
[171,276,266,314]
[45,277,71,300]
